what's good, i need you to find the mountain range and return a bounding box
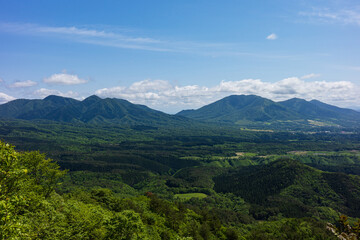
[0,94,359,128]
[0,95,190,126]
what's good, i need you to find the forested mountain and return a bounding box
[177,95,300,123]
[177,94,360,127]
[0,95,79,119]
[0,95,191,126]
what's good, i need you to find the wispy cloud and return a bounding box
[266,33,278,40]
[10,80,37,88]
[344,66,360,71]
[95,77,360,113]
[300,73,320,79]
[0,22,291,58]
[37,25,162,44]
[300,7,360,26]
[0,22,185,52]
[43,72,87,85]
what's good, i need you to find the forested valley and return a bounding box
[1,116,360,239]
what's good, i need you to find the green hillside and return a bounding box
[280,98,360,123]
[2,140,344,239]
[177,94,360,128]
[0,95,194,126]
[0,95,79,119]
[177,95,300,123]
[214,159,360,220]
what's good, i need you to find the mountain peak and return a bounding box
[226,94,263,100]
[84,95,101,101]
[286,98,307,102]
[44,95,66,101]
[82,95,102,105]
[220,95,271,108]
[43,95,79,105]
[82,95,101,103]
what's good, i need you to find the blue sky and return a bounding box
[0,0,359,113]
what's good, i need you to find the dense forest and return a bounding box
[0,140,343,239]
[1,116,360,239]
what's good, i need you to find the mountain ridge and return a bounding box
[177,95,302,123]
[1,94,360,128]
[0,95,192,126]
[177,95,360,127]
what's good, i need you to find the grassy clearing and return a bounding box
[174,193,208,200]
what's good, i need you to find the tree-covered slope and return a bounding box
[177,95,301,123]
[279,98,360,122]
[2,140,340,239]
[0,140,240,239]
[177,94,360,127]
[0,95,193,126]
[214,159,360,220]
[0,95,79,120]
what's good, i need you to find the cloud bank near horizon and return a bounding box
[1,75,359,113]
[95,76,360,113]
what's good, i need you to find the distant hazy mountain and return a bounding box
[0,95,191,126]
[177,95,360,126]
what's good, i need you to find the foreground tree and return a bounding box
[0,141,66,239]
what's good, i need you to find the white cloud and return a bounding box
[0,77,3,82]
[301,73,320,79]
[0,92,15,103]
[33,88,79,99]
[128,79,172,92]
[266,33,278,40]
[43,73,87,85]
[10,80,37,88]
[95,78,360,113]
